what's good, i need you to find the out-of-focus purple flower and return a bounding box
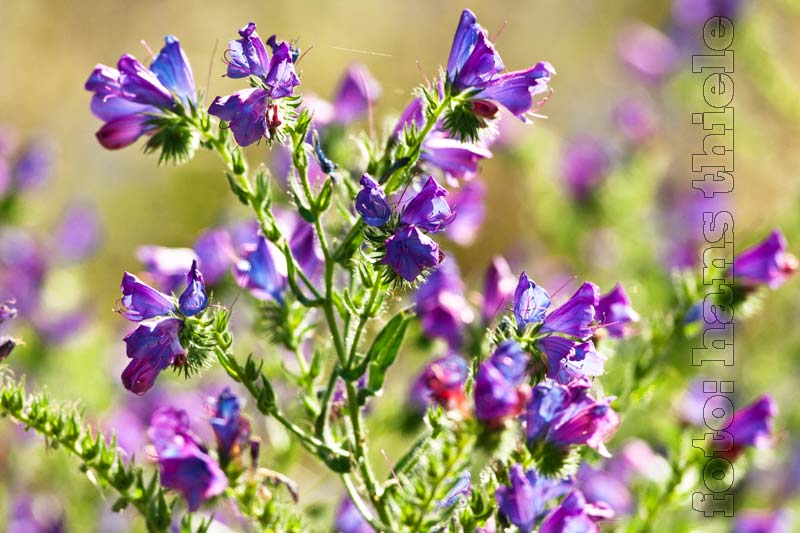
[289,219,324,280]
[355,174,391,227]
[731,230,797,289]
[178,260,207,316]
[717,395,777,460]
[415,259,473,348]
[496,464,572,533]
[12,138,53,191]
[446,179,485,246]
[400,176,456,233]
[421,134,492,184]
[672,0,744,27]
[122,317,185,394]
[447,10,554,122]
[0,299,17,325]
[606,439,671,485]
[527,378,620,457]
[210,23,300,146]
[194,229,234,286]
[576,463,634,516]
[331,63,381,125]
[136,245,198,294]
[0,229,46,315]
[118,272,175,322]
[409,354,469,414]
[513,271,551,329]
[53,202,101,262]
[234,234,287,302]
[439,471,472,509]
[32,310,89,345]
[7,495,65,533]
[617,23,680,84]
[209,387,251,467]
[596,284,639,338]
[482,256,516,323]
[562,136,611,201]
[86,36,196,149]
[148,407,227,511]
[335,496,374,533]
[393,97,425,137]
[540,490,614,533]
[382,225,440,282]
[613,98,658,145]
[734,509,792,533]
[474,341,531,426]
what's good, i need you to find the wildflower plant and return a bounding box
[0,7,795,533]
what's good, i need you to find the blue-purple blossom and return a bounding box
[86,36,196,149]
[717,395,777,460]
[400,176,456,233]
[118,272,175,322]
[447,10,554,122]
[194,228,235,286]
[178,260,208,316]
[421,134,492,184]
[7,495,65,533]
[209,388,251,467]
[474,340,531,426]
[540,490,614,533]
[331,63,381,125]
[613,97,658,145]
[596,284,639,338]
[335,496,374,533]
[54,202,101,263]
[617,23,680,84]
[209,22,300,146]
[446,179,486,245]
[409,354,469,413]
[0,299,17,325]
[382,225,440,282]
[731,230,797,289]
[734,509,792,533]
[137,245,198,294]
[562,136,611,201]
[355,174,391,227]
[540,282,599,339]
[122,317,185,395]
[526,378,620,457]
[415,259,473,348]
[576,463,633,516]
[148,407,227,511]
[12,138,53,191]
[513,271,551,329]
[438,471,472,509]
[482,256,516,323]
[495,464,572,532]
[234,233,287,302]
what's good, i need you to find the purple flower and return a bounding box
[400,176,456,233]
[382,225,440,282]
[447,10,554,122]
[421,134,492,184]
[576,463,633,516]
[672,0,744,28]
[513,272,551,329]
[234,234,287,302]
[415,259,472,348]
[53,202,101,262]
[0,228,46,315]
[210,23,300,146]
[446,179,486,245]
[331,63,381,125]
[731,230,797,289]
[137,245,198,294]
[86,36,196,149]
[209,388,251,467]
[12,138,53,191]
[0,299,17,325]
[409,354,469,413]
[178,260,208,316]
[7,495,65,533]
[734,509,792,533]
[538,337,606,384]
[118,272,175,322]
[495,464,572,532]
[540,490,614,533]
[288,218,324,280]
[541,282,599,339]
[482,256,516,323]
[393,97,425,137]
[617,23,680,84]
[596,284,639,338]
[194,228,235,286]
[526,378,620,457]
[613,98,658,145]
[355,174,391,227]
[718,395,777,460]
[439,471,472,509]
[474,341,531,426]
[335,497,374,533]
[562,136,611,201]
[122,317,185,395]
[148,407,227,511]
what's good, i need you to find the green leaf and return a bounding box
[361,312,410,399]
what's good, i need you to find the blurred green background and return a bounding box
[2,0,800,530]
